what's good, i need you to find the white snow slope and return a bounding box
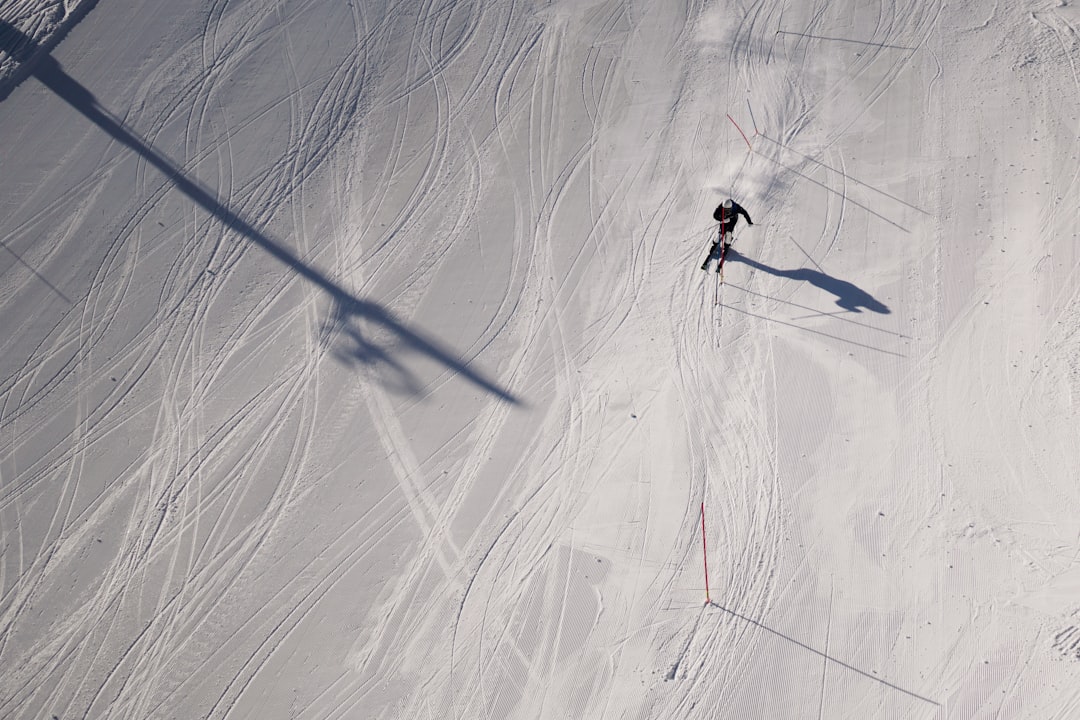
[3,0,1080,718]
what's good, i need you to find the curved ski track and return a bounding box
[5,0,1080,719]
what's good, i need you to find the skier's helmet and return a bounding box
[722,198,733,209]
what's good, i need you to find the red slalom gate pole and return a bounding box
[701,501,711,605]
[726,113,753,150]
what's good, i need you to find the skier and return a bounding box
[701,198,753,272]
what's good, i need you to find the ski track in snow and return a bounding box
[3,0,1080,718]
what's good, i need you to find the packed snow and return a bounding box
[3,0,1080,718]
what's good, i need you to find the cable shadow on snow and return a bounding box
[0,19,521,405]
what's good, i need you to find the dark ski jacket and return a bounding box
[713,200,752,234]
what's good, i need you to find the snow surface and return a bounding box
[2,0,1080,718]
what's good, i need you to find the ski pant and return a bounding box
[701,230,731,266]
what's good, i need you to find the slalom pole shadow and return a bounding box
[719,301,906,357]
[707,601,940,707]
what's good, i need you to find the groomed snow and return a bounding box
[3,0,1080,718]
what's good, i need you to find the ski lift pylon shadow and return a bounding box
[0,18,521,406]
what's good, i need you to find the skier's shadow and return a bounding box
[0,18,521,405]
[726,249,890,315]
